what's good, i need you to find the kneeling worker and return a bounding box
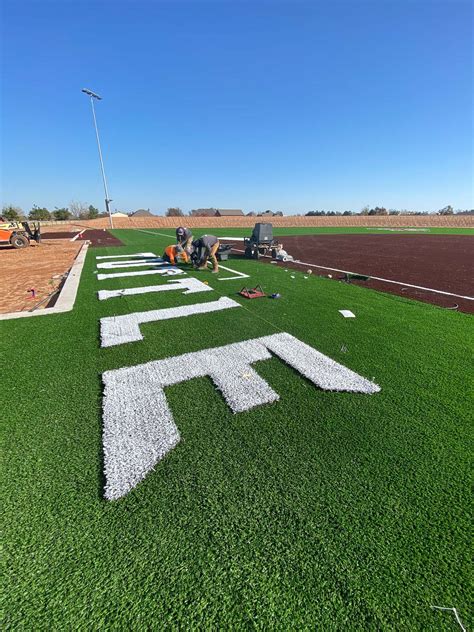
[176,226,193,251]
[163,244,189,265]
[191,234,220,273]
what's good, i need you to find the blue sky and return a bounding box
[1,0,472,214]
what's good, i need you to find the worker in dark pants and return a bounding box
[191,234,220,273]
[176,226,193,252]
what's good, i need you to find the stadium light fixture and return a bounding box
[81,88,113,228]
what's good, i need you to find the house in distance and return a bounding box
[190,208,244,217]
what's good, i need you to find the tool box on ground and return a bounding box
[239,285,266,299]
[243,223,283,260]
[217,244,232,261]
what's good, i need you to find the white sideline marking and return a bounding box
[209,261,249,281]
[137,229,175,239]
[70,229,86,241]
[0,243,89,320]
[102,332,380,500]
[96,252,157,260]
[219,237,245,241]
[232,248,474,301]
[100,296,241,347]
[98,268,185,281]
[98,278,213,300]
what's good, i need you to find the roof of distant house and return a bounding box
[191,208,218,216]
[130,209,153,217]
[215,209,244,216]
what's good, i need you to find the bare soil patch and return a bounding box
[0,241,82,314]
[250,234,474,313]
[42,229,123,248]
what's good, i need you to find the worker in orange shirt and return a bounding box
[163,244,190,265]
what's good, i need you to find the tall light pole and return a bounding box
[81,88,114,229]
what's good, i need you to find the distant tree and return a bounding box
[52,207,72,221]
[2,205,23,221]
[455,209,474,215]
[360,206,370,215]
[343,210,353,216]
[438,205,454,215]
[69,201,88,218]
[388,209,400,215]
[29,205,51,220]
[166,207,184,217]
[368,206,388,216]
[88,205,99,219]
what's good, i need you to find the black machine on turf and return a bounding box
[244,223,282,260]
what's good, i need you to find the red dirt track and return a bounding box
[42,229,124,247]
[268,235,474,313]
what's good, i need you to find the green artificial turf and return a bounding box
[2,229,472,629]
[133,226,474,237]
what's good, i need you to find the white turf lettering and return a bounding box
[98,277,213,301]
[97,258,169,270]
[100,297,241,347]
[96,252,157,260]
[102,333,380,500]
[97,268,184,281]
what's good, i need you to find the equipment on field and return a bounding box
[342,273,370,283]
[244,223,282,260]
[276,249,294,262]
[270,293,281,299]
[0,221,41,249]
[217,244,232,261]
[239,285,266,299]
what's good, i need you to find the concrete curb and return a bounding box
[0,243,89,320]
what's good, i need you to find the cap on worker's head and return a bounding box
[176,227,185,235]
[175,244,184,253]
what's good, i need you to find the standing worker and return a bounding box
[176,226,193,251]
[191,235,220,273]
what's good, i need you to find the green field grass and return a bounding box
[131,226,474,238]
[2,229,472,629]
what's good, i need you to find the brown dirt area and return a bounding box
[238,234,474,313]
[42,229,123,248]
[0,241,83,314]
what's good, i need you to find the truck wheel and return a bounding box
[10,234,29,249]
[245,247,253,258]
[271,248,277,259]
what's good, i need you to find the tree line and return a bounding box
[1,202,105,222]
[305,205,473,216]
[3,203,472,222]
